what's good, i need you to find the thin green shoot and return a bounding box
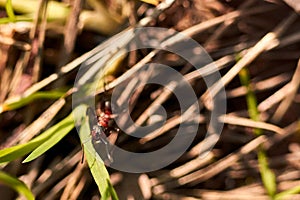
[5,0,15,22]
[238,66,277,199]
[0,171,35,200]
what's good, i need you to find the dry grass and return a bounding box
[0,0,300,199]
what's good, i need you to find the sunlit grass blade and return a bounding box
[258,150,277,198]
[0,0,70,21]
[0,111,72,163]
[23,113,75,163]
[275,185,300,200]
[75,104,118,200]
[0,133,51,164]
[0,15,32,24]
[5,0,15,22]
[238,67,262,135]
[0,90,65,113]
[0,171,35,200]
[239,67,277,198]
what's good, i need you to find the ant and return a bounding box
[87,100,119,163]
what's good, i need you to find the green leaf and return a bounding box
[75,104,118,200]
[258,150,277,198]
[1,90,65,112]
[238,67,262,135]
[0,129,53,163]
[0,171,35,200]
[23,113,74,163]
[238,64,277,198]
[0,0,70,21]
[5,0,15,22]
[106,179,119,200]
[0,15,32,24]
[0,110,73,163]
[275,185,300,200]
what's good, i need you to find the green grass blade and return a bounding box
[258,150,277,198]
[107,179,119,200]
[275,185,300,200]
[0,15,32,24]
[0,131,53,163]
[0,110,71,163]
[238,68,262,135]
[1,90,65,112]
[0,17,13,23]
[0,0,70,21]
[239,67,277,198]
[23,113,75,163]
[75,104,118,200]
[0,171,35,200]
[5,0,15,21]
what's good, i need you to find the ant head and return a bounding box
[104,101,111,110]
[99,100,111,112]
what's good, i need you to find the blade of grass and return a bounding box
[0,171,35,200]
[239,67,277,199]
[258,149,277,198]
[23,113,75,163]
[0,111,72,163]
[275,185,300,200]
[5,0,15,22]
[1,90,65,112]
[75,104,118,200]
[239,68,262,135]
[0,0,70,21]
[0,15,32,24]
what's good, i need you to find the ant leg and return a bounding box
[81,144,85,164]
[106,129,119,163]
[103,74,108,92]
[94,131,113,163]
[104,143,113,163]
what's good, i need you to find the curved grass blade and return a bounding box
[0,171,35,200]
[5,0,15,22]
[75,104,118,200]
[0,111,72,163]
[0,15,32,24]
[0,132,52,164]
[1,90,65,113]
[23,113,74,163]
[275,185,300,200]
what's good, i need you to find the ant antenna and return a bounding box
[102,66,108,93]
